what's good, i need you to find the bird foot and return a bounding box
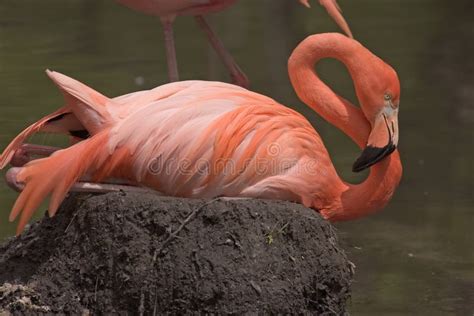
[5,168,24,192]
[6,144,161,195]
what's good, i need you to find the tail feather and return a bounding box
[1,70,116,170]
[46,70,114,134]
[10,132,110,235]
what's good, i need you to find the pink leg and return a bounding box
[160,17,179,82]
[194,16,250,89]
[10,144,61,167]
[5,167,160,195]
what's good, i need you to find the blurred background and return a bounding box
[0,0,472,314]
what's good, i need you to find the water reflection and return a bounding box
[0,0,472,314]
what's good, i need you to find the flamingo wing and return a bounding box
[104,81,332,202]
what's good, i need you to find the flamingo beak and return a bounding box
[352,107,399,172]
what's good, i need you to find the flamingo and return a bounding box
[113,0,353,87]
[0,33,401,235]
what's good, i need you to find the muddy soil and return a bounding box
[0,192,353,314]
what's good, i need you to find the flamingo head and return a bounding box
[352,60,400,172]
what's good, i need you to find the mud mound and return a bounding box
[0,192,353,314]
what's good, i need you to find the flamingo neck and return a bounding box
[288,33,402,220]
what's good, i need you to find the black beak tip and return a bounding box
[352,161,366,173]
[352,156,371,173]
[352,143,396,173]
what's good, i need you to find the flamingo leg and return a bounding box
[5,167,159,195]
[218,196,252,202]
[160,18,179,82]
[194,16,249,88]
[6,145,159,195]
[11,144,61,167]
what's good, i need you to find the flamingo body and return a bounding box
[6,76,338,232]
[106,82,334,202]
[115,0,238,18]
[1,34,402,235]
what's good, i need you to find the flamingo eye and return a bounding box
[384,92,398,109]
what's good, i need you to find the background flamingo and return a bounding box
[0,33,401,235]
[113,0,353,87]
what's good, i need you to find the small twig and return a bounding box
[326,305,337,314]
[226,232,243,250]
[265,221,289,245]
[138,291,145,316]
[153,198,219,261]
[94,276,99,302]
[249,280,262,296]
[153,284,158,316]
[277,222,290,234]
[192,250,204,278]
[65,211,80,233]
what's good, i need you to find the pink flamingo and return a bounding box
[113,0,353,87]
[1,33,401,235]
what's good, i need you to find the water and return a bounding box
[0,0,472,314]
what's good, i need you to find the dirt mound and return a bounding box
[0,192,353,314]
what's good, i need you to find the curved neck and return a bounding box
[288,33,402,220]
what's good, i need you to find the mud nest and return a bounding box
[0,192,353,314]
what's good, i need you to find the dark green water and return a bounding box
[0,0,472,314]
